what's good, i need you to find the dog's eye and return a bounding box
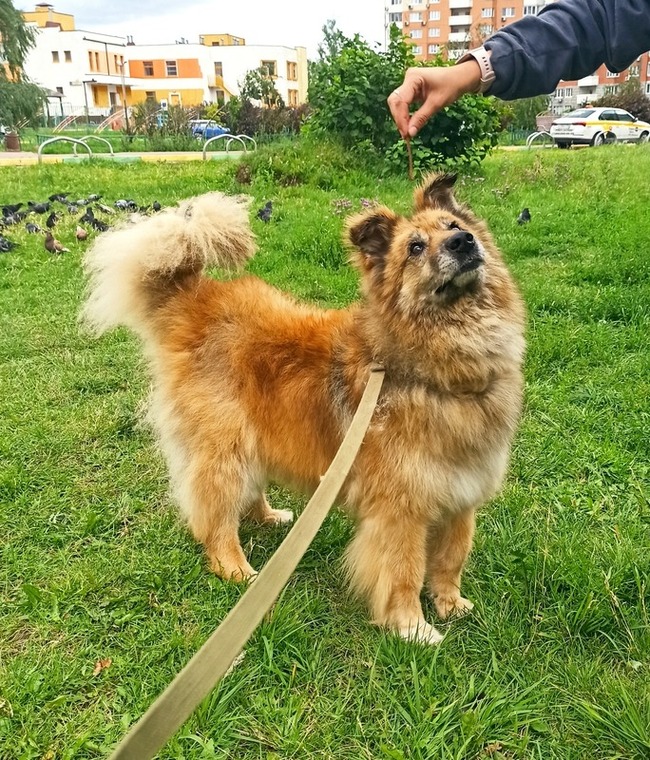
[409,240,426,256]
[448,221,460,230]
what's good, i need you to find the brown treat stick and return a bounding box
[405,136,414,181]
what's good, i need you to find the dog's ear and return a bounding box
[346,208,399,270]
[414,172,460,213]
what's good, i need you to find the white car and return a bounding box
[550,107,650,148]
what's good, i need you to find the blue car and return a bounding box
[190,119,229,140]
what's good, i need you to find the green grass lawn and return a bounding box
[1,142,649,759]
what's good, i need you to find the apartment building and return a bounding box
[385,1,650,112]
[20,3,308,120]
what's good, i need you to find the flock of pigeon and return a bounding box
[0,196,275,255]
[0,194,163,255]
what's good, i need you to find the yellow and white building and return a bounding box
[21,3,308,120]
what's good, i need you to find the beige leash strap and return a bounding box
[110,367,385,760]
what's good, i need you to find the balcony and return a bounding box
[448,30,471,42]
[577,75,599,88]
[449,15,472,25]
[208,75,224,88]
[449,0,473,8]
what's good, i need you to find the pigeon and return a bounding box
[0,236,18,253]
[2,203,23,216]
[256,200,273,223]
[75,226,88,241]
[87,193,102,202]
[44,232,69,254]
[28,201,51,214]
[26,222,43,234]
[48,193,68,203]
[152,201,162,212]
[79,207,95,224]
[517,207,531,225]
[46,212,59,229]
[115,199,138,211]
[2,213,21,226]
[89,217,109,232]
[96,203,115,215]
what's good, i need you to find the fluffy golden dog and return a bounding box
[82,174,525,644]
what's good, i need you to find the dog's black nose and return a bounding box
[445,230,475,256]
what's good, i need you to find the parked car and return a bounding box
[189,119,229,140]
[550,107,650,148]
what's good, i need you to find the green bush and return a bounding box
[306,23,501,173]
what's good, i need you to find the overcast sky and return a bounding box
[22,1,388,57]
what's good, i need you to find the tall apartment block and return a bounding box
[385,1,650,113]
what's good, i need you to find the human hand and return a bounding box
[387,61,483,139]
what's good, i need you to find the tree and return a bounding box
[0,0,44,129]
[593,78,650,122]
[0,0,37,79]
[239,67,284,108]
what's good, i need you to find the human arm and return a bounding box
[486,0,650,99]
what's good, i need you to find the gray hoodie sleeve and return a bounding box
[484,0,650,100]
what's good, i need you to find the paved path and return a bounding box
[0,150,245,167]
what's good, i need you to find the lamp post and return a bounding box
[118,61,130,134]
[70,79,95,129]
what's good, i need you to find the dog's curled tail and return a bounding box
[81,192,256,336]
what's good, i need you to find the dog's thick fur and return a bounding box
[82,175,525,644]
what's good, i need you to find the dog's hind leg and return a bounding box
[245,494,294,526]
[179,452,257,582]
[344,512,443,645]
[427,509,475,620]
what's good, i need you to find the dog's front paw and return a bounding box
[434,595,474,620]
[396,621,444,646]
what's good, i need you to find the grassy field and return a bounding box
[1,142,649,759]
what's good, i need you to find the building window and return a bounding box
[52,51,59,63]
[429,27,440,37]
[166,60,178,76]
[429,10,440,20]
[145,91,156,102]
[391,0,400,4]
[64,50,71,62]
[214,61,223,77]
[645,82,650,95]
[481,8,494,17]
[88,51,94,70]
[606,69,618,77]
[628,64,640,78]
[604,85,619,95]
[56,86,63,94]
[410,29,423,39]
[523,4,541,14]
[143,61,154,76]
[412,45,422,55]
[388,12,402,23]
[479,24,493,35]
[503,8,516,18]
[260,60,277,77]
[409,12,422,22]
[95,52,100,70]
[215,88,225,101]
[428,44,440,54]
[288,88,298,106]
[286,61,297,80]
